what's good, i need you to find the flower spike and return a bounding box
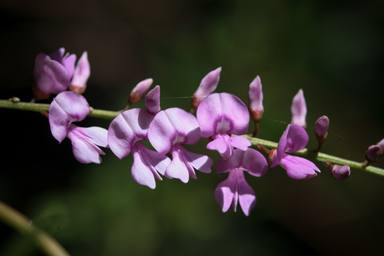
[291,89,307,128]
[191,67,221,110]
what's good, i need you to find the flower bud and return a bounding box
[69,51,90,94]
[315,115,329,142]
[330,164,351,180]
[145,85,161,115]
[377,138,384,155]
[248,76,264,122]
[366,145,381,162]
[291,89,307,128]
[191,67,221,109]
[129,78,153,105]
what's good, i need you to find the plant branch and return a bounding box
[0,201,70,256]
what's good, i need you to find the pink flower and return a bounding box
[108,108,170,189]
[291,89,307,128]
[145,85,161,115]
[270,124,320,179]
[49,91,108,164]
[196,92,251,159]
[191,67,221,109]
[215,148,268,216]
[330,164,350,180]
[148,108,213,183]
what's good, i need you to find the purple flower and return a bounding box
[192,67,221,109]
[49,91,108,164]
[69,51,90,94]
[248,76,264,122]
[270,124,320,179]
[291,89,307,128]
[215,148,268,216]
[148,108,213,183]
[196,92,251,159]
[108,108,170,189]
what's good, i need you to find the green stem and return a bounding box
[0,201,70,256]
[1,99,384,177]
[242,135,384,177]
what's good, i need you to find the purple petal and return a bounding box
[366,145,381,162]
[315,115,329,140]
[197,93,249,138]
[207,134,232,159]
[135,141,171,176]
[182,148,213,174]
[62,53,76,79]
[165,146,192,183]
[248,76,264,112]
[148,108,201,154]
[33,53,71,94]
[49,91,90,142]
[145,85,161,115]
[215,170,237,213]
[192,67,221,109]
[49,48,65,61]
[217,148,268,177]
[130,78,153,104]
[279,154,320,179]
[237,170,257,216]
[71,51,90,88]
[108,108,154,159]
[67,124,107,164]
[331,164,351,180]
[228,136,251,151]
[291,89,307,128]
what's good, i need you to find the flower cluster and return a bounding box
[36,48,331,216]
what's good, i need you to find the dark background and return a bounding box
[1,0,384,255]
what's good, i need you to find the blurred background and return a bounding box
[1,0,384,255]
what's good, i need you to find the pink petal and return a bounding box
[62,53,76,79]
[71,51,90,88]
[215,170,237,213]
[67,124,106,164]
[131,150,157,189]
[280,154,320,179]
[182,148,213,174]
[248,76,264,112]
[135,141,171,176]
[130,78,153,104]
[49,91,90,142]
[145,85,161,115]
[148,110,176,154]
[228,136,251,151]
[166,146,191,183]
[237,170,257,216]
[197,93,249,138]
[108,109,154,159]
[207,134,232,159]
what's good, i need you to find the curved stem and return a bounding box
[242,135,384,177]
[0,201,70,256]
[1,99,384,177]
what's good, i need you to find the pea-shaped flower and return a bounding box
[270,124,320,179]
[196,93,251,159]
[148,108,213,183]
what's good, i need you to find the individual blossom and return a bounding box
[49,91,108,164]
[33,48,76,100]
[291,89,307,128]
[215,148,268,216]
[145,85,161,115]
[365,145,381,163]
[191,67,221,110]
[196,92,251,159]
[148,108,213,183]
[315,115,329,142]
[108,107,170,189]
[270,124,320,179]
[129,78,153,105]
[69,51,90,94]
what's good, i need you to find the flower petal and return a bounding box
[71,51,90,88]
[108,108,154,159]
[165,147,191,183]
[280,154,320,179]
[182,148,213,174]
[207,134,232,159]
[215,170,237,213]
[291,89,307,128]
[228,136,251,151]
[145,85,161,115]
[135,141,171,176]
[131,145,160,189]
[237,170,257,216]
[192,67,221,109]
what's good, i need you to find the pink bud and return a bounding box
[315,115,329,142]
[145,85,161,115]
[192,67,221,109]
[69,51,90,94]
[129,78,153,105]
[291,89,307,128]
[377,138,384,155]
[366,145,381,162]
[248,76,264,122]
[330,165,351,180]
